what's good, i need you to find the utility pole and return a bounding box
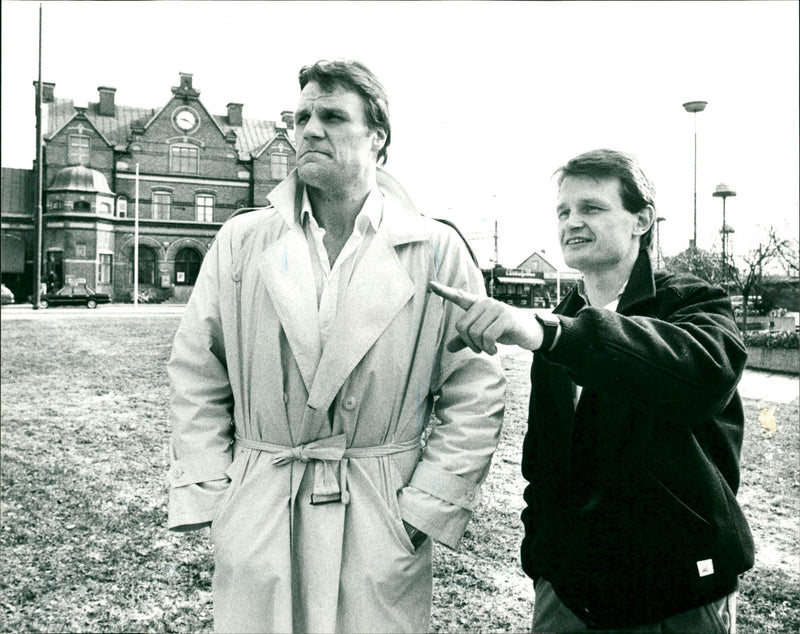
[683,101,707,250]
[493,220,499,266]
[33,4,43,309]
[134,163,140,305]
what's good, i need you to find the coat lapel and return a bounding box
[306,225,414,413]
[259,174,322,393]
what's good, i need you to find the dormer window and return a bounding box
[69,135,90,165]
[271,153,289,180]
[171,144,199,174]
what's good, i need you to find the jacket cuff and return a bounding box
[168,478,229,531]
[397,462,483,549]
[407,462,482,510]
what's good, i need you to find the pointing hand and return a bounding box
[428,280,544,354]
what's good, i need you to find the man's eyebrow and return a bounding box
[558,197,608,209]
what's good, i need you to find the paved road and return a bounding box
[4,303,798,405]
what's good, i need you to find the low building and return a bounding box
[482,251,581,308]
[1,72,295,303]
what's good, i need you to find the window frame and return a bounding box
[68,134,90,165]
[151,191,172,220]
[98,253,113,284]
[271,152,289,180]
[195,194,215,222]
[170,144,199,174]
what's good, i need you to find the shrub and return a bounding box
[744,330,800,349]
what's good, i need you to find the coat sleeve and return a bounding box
[547,280,747,418]
[166,230,235,531]
[398,229,506,549]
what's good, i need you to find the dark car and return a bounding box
[39,284,110,309]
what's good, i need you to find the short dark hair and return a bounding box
[555,149,656,249]
[298,59,391,166]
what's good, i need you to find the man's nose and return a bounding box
[563,211,584,228]
[302,114,324,139]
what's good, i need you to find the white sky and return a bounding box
[2,0,798,269]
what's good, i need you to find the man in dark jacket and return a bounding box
[429,149,753,632]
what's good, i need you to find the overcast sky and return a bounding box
[2,0,798,269]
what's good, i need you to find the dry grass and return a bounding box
[0,316,797,632]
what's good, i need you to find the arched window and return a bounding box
[73,200,91,212]
[175,247,202,285]
[129,245,157,285]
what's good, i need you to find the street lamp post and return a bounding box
[713,183,736,289]
[655,216,666,269]
[683,101,707,250]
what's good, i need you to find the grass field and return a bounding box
[1,315,797,632]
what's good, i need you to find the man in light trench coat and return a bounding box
[166,59,506,633]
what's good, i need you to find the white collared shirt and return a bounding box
[299,186,384,347]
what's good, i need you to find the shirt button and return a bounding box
[173,466,184,478]
[343,396,357,410]
[283,392,289,404]
[467,491,475,501]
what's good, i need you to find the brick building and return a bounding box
[0,72,295,303]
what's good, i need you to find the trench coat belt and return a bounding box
[234,433,420,505]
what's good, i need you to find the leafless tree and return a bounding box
[728,228,790,332]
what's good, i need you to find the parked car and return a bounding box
[1,283,15,305]
[39,284,110,309]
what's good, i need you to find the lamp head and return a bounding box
[682,101,708,113]
[713,183,736,198]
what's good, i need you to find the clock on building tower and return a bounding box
[173,107,198,132]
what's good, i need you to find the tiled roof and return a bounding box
[212,115,282,161]
[43,100,287,161]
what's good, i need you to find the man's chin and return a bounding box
[297,164,328,186]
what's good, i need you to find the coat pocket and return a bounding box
[210,451,248,541]
[385,457,418,554]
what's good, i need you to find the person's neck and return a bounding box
[307,176,375,240]
[582,248,639,307]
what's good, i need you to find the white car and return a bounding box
[1,283,15,305]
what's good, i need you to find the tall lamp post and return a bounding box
[683,101,707,250]
[655,216,666,269]
[712,183,736,289]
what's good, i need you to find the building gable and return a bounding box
[517,251,558,273]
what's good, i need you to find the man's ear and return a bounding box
[634,204,655,237]
[371,128,387,153]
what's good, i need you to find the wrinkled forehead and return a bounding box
[297,81,365,112]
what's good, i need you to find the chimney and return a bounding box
[281,110,295,130]
[33,81,56,103]
[227,103,243,126]
[98,86,116,116]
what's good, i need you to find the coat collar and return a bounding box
[554,249,657,316]
[266,168,431,246]
[262,169,426,432]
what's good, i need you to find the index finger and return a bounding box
[428,280,479,311]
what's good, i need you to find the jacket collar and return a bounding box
[555,249,657,316]
[267,168,431,246]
